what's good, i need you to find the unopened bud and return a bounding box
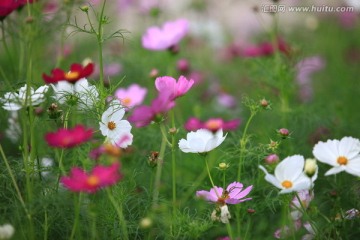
[247,208,256,214]
[304,158,317,178]
[149,68,159,78]
[260,98,270,109]
[139,217,153,229]
[268,140,279,151]
[218,162,229,170]
[168,127,177,135]
[265,154,279,164]
[147,151,159,168]
[177,59,190,73]
[80,5,89,12]
[278,128,290,138]
[25,16,34,24]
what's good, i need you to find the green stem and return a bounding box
[70,193,82,240]
[152,124,168,209]
[97,0,107,90]
[205,154,220,197]
[170,111,177,216]
[0,144,30,219]
[226,222,235,240]
[106,188,129,240]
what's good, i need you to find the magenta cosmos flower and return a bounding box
[45,125,93,148]
[142,18,189,50]
[60,162,122,193]
[114,84,147,109]
[155,75,194,100]
[128,93,175,127]
[196,182,253,205]
[184,117,240,132]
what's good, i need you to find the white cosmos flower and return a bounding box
[99,100,133,148]
[51,78,99,110]
[0,223,15,239]
[0,84,49,111]
[178,129,226,153]
[312,136,360,177]
[259,155,313,194]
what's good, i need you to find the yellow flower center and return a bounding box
[121,97,132,106]
[87,175,100,187]
[337,156,348,165]
[281,180,293,189]
[65,71,80,81]
[205,119,222,131]
[108,121,116,130]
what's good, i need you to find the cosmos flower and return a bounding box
[178,129,226,153]
[241,38,290,57]
[142,18,189,51]
[42,63,94,84]
[114,84,147,109]
[51,78,99,110]
[259,155,314,194]
[0,0,35,19]
[155,75,194,100]
[290,190,314,221]
[60,162,122,193]
[99,100,133,148]
[0,84,49,111]
[128,93,175,127]
[196,181,253,205]
[184,117,240,132]
[45,125,93,148]
[312,136,360,177]
[0,223,15,240]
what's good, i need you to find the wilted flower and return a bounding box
[42,63,94,84]
[184,117,240,132]
[0,84,49,111]
[114,84,147,109]
[99,100,133,148]
[45,125,93,148]
[142,19,189,51]
[51,78,99,110]
[344,208,360,220]
[60,162,122,193]
[155,75,194,100]
[259,155,314,194]
[178,129,226,153]
[312,136,360,177]
[196,181,253,205]
[302,222,316,240]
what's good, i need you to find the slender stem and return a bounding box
[237,111,256,182]
[205,155,220,197]
[44,210,48,240]
[70,193,82,240]
[294,193,318,234]
[170,111,177,216]
[97,0,107,90]
[0,144,30,219]
[152,124,168,209]
[226,222,235,240]
[106,188,129,240]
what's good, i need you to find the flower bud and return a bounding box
[267,140,279,151]
[260,98,271,109]
[265,154,279,164]
[147,151,159,168]
[177,59,190,73]
[247,208,256,214]
[278,128,290,138]
[168,127,178,135]
[149,68,159,79]
[139,217,153,229]
[218,162,229,170]
[304,158,317,178]
[80,5,89,12]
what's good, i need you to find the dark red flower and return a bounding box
[0,0,35,20]
[45,125,93,148]
[42,63,94,84]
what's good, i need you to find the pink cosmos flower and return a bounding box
[196,182,253,205]
[216,92,237,109]
[241,39,290,57]
[45,125,93,148]
[114,84,147,109]
[155,75,194,100]
[142,19,189,51]
[93,63,122,79]
[60,162,122,193]
[128,93,175,127]
[184,117,240,132]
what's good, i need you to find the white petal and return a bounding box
[324,166,345,176]
[275,155,304,182]
[313,139,339,166]
[339,137,360,159]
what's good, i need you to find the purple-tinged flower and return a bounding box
[216,92,237,109]
[265,154,279,164]
[184,117,240,132]
[128,93,175,127]
[196,181,252,205]
[155,75,194,100]
[177,58,190,73]
[142,19,189,51]
[115,84,147,109]
[290,190,314,220]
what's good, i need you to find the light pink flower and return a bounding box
[142,19,189,51]
[155,75,194,100]
[196,181,253,205]
[184,117,240,132]
[60,162,122,193]
[115,84,147,109]
[290,190,314,220]
[216,92,237,109]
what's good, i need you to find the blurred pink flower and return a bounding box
[184,117,240,132]
[115,84,147,109]
[155,75,194,100]
[290,190,314,220]
[128,93,175,127]
[45,125,93,148]
[296,56,325,102]
[142,19,189,50]
[93,63,122,79]
[265,154,280,164]
[339,11,358,29]
[241,39,290,57]
[196,181,252,205]
[216,92,237,109]
[60,162,122,193]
